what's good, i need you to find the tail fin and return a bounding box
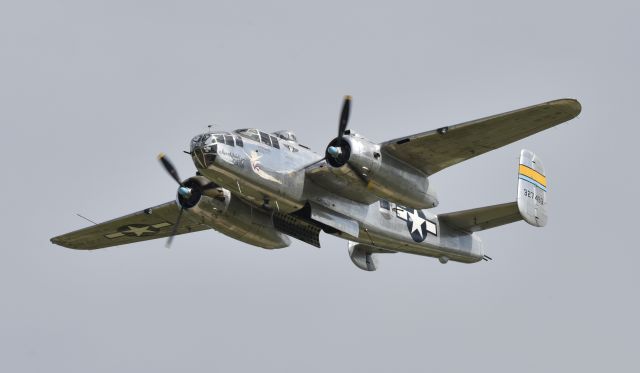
[517,149,547,227]
[437,149,548,232]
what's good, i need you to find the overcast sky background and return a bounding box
[1,1,638,372]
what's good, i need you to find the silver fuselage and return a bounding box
[190,130,483,263]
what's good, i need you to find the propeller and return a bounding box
[158,153,222,247]
[158,153,192,199]
[158,153,190,248]
[326,95,352,161]
[337,95,351,147]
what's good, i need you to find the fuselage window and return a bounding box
[224,135,234,146]
[379,199,392,219]
[259,131,272,146]
[234,136,243,147]
[269,135,280,149]
[249,130,260,142]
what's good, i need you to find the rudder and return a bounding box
[517,149,547,227]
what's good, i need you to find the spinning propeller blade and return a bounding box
[158,153,187,248]
[326,95,353,161]
[336,95,351,147]
[158,153,182,186]
[165,207,184,248]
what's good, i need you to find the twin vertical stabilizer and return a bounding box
[517,149,547,227]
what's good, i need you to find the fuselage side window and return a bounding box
[269,135,280,149]
[259,131,272,146]
[379,199,392,219]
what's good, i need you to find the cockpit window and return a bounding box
[269,135,280,149]
[235,129,281,149]
[234,135,243,147]
[259,131,271,146]
[236,128,260,142]
[224,135,234,146]
[214,134,225,144]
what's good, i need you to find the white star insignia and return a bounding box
[123,225,154,237]
[407,209,426,236]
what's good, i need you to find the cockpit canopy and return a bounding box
[235,128,298,147]
[235,129,297,143]
[191,132,244,152]
[272,130,297,143]
[191,129,298,152]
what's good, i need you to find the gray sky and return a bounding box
[1,1,638,372]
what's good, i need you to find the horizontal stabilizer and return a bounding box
[438,202,521,232]
[438,149,549,232]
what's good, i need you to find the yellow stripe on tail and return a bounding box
[518,164,547,188]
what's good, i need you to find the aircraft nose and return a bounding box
[190,134,205,151]
[191,143,217,169]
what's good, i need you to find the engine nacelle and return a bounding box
[326,135,438,209]
[179,176,290,249]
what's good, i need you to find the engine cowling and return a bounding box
[325,135,438,209]
[178,176,290,249]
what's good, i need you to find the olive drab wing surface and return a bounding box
[380,99,580,175]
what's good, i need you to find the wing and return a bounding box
[50,202,210,250]
[380,99,581,175]
[438,202,521,232]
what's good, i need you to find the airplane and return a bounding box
[51,97,581,271]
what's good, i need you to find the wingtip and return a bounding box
[50,236,67,248]
[546,98,582,120]
[568,98,582,116]
[50,235,79,249]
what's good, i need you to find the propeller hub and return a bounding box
[327,146,342,158]
[325,137,351,167]
[178,186,192,198]
[323,95,353,167]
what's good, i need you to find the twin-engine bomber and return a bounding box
[51,97,581,271]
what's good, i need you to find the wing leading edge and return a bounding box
[380,99,581,175]
[51,202,210,250]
